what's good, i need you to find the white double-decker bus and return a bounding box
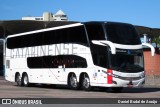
[5,21,155,92]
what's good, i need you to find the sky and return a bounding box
[0,0,160,28]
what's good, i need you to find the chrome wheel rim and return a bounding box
[70,75,77,88]
[83,77,90,89]
[16,75,21,85]
[23,76,28,85]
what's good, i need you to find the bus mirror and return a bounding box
[142,43,155,56]
[92,40,116,54]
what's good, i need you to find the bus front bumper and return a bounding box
[91,78,145,88]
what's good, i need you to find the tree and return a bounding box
[152,35,160,54]
[152,35,160,48]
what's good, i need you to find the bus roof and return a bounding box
[83,21,134,26]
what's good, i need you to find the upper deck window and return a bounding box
[7,25,88,49]
[105,22,141,45]
[85,24,105,41]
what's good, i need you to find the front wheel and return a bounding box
[82,74,92,91]
[22,74,30,87]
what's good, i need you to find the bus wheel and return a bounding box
[15,73,22,86]
[22,74,30,87]
[82,74,91,91]
[68,73,79,90]
[111,87,123,93]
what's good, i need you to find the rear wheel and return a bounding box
[68,73,79,90]
[15,73,22,86]
[82,74,91,91]
[22,74,30,87]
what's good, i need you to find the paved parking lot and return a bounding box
[0,76,160,98]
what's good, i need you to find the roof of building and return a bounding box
[0,20,160,39]
[0,20,79,38]
[135,25,160,37]
[0,20,44,38]
[55,10,66,16]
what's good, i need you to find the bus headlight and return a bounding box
[140,73,145,78]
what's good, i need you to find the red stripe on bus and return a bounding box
[107,69,113,84]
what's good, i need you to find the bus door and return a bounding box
[41,55,67,83]
[52,55,72,83]
[54,56,68,82]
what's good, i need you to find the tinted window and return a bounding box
[85,24,109,68]
[85,24,105,41]
[7,25,88,49]
[44,25,88,45]
[90,45,109,68]
[105,23,141,45]
[109,49,144,73]
[7,32,44,49]
[27,55,87,68]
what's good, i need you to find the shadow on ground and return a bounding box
[12,83,160,93]
[1,75,160,93]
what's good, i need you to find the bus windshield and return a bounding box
[109,49,144,73]
[105,22,141,45]
[85,22,144,70]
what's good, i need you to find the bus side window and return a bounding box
[85,24,109,68]
[85,24,105,41]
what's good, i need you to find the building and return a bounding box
[53,10,68,21]
[139,33,160,76]
[22,10,68,21]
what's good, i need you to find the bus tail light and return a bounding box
[107,69,113,84]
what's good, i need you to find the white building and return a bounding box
[53,10,68,21]
[22,10,68,21]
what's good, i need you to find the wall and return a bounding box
[144,51,160,75]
